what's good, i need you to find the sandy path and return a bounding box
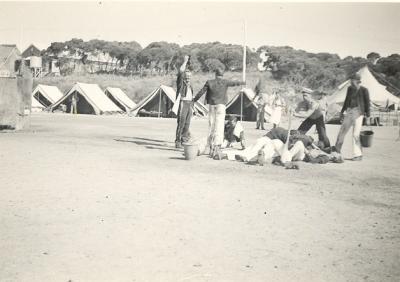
[0,113,399,282]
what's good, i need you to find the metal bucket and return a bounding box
[183,144,198,160]
[360,130,374,147]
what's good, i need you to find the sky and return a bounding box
[0,1,399,58]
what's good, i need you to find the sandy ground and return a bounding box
[1,113,399,282]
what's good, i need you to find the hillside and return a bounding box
[37,39,400,102]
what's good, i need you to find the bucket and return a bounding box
[183,143,198,160]
[360,130,374,147]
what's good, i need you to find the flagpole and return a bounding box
[241,20,247,122]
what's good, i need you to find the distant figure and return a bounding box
[70,93,79,114]
[175,55,194,149]
[333,73,370,161]
[223,116,246,149]
[294,92,331,151]
[253,50,279,130]
[194,69,245,157]
[253,73,269,130]
[268,90,284,128]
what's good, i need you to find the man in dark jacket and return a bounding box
[194,69,245,156]
[175,55,194,148]
[333,73,370,161]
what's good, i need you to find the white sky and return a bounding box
[0,1,399,58]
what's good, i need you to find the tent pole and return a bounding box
[240,92,243,122]
[158,88,161,118]
[242,19,247,85]
[241,19,247,122]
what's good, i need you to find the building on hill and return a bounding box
[43,49,121,75]
[22,44,41,58]
[0,44,20,77]
[22,44,43,78]
[0,44,33,130]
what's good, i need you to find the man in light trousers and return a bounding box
[333,73,370,161]
[194,69,245,157]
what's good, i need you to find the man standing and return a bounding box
[70,92,79,114]
[252,50,279,130]
[175,55,194,149]
[194,69,245,157]
[333,73,370,161]
[268,89,284,128]
[253,74,269,130]
[295,91,331,151]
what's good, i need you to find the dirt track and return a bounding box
[1,113,399,282]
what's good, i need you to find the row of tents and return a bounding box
[31,66,399,122]
[31,83,209,117]
[32,83,137,114]
[31,81,261,120]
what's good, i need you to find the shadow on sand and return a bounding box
[169,156,186,160]
[115,137,181,152]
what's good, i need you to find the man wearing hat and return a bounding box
[194,69,245,157]
[333,73,370,161]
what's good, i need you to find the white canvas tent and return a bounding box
[51,82,122,115]
[226,88,272,122]
[132,85,208,118]
[104,87,136,112]
[31,97,45,112]
[32,84,64,108]
[328,66,400,108]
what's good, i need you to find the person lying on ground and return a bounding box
[223,116,246,149]
[233,127,313,163]
[294,92,331,152]
[303,144,344,164]
[262,138,344,168]
[256,132,313,166]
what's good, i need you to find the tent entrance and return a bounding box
[34,91,52,107]
[226,93,257,121]
[71,92,96,114]
[54,91,96,114]
[138,89,175,118]
[106,91,126,111]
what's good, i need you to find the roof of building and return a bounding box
[22,44,41,58]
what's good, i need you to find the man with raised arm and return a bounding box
[194,69,245,158]
[175,55,194,149]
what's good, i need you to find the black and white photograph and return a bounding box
[1,1,399,281]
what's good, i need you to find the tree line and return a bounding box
[42,38,400,95]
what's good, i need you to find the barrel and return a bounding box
[183,144,198,160]
[360,130,374,147]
